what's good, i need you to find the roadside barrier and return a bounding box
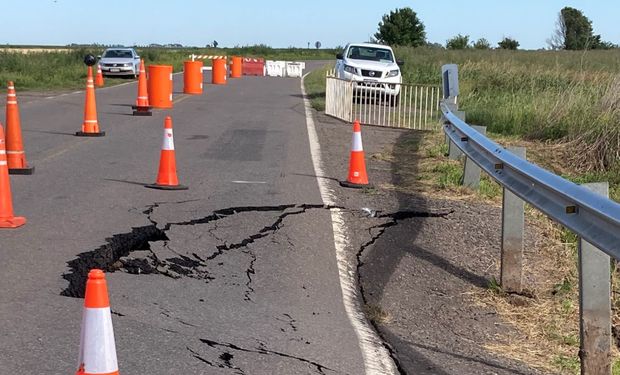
[5,81,34,174]
[265,60,286,77]
[146,116,188,190]
[75,269,119,375]
[230,56,243,78]
[265,61,305,78]
[183,60,203,94]
[147,65,173,109]
[325,75,441,130]
[212,58,227,85]
[285,62,305,78]
[340,120,369,188]
[0,124,25,228]
[441,63,620,373]
[76,66,105,137]
[95,65,104,87]
[132,60,152,116]
[189,54,226,61]
[242,58,265,76]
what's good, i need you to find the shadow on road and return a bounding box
[23,129,76,136]
[104,178,150,187]
[357,129,536,374]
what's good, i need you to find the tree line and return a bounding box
[374,7,616,50]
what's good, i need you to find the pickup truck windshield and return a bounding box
[347,46,394,62]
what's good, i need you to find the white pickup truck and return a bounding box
[335,43,403,100]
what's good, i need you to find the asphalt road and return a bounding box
[0,63,374,374]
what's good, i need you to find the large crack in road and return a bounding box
[61,203,339,298]
[60,201,452,374]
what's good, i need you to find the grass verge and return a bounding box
[302,64,331,111]
[0,46,336,92]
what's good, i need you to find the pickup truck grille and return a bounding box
[361,69,382,78]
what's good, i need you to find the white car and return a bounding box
[335,43,403,100]
[98,48,141,78]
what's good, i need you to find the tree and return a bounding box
[473,38,491,50]
[315,41,321,49]
[446,34,469,50]
[498,37,519,50]
[213,40,219,48]
[548,7,611,50]
[375,7,426,47]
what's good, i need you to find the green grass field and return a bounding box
[394,47,620,173]
[0,46,337,91]
[4,44,620,177]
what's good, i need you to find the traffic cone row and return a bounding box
[132,59,152,116]
[340,120,370,188]
[76,269,119,375]
[0,123,26,228]
[6,81,34,175]
[146,116,187,190]
[95,64,104,87]
[76,66,105,137]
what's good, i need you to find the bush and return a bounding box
[446,34,470,50]
[498,37,519,50]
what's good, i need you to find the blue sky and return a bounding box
[4,0,618,49]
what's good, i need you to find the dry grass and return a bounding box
[383,128,620,373]
[474,209,583,374]
[364,304,392,324]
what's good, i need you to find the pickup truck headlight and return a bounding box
[344,65,358,75]
[387,69,400,78]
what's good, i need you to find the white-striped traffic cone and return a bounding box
[145,116,188,190]
[340,120,370,188]
[76,269,119,375]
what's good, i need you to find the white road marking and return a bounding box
[231,180,267,184]
[301,72,398,374]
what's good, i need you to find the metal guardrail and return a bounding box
[443,104,620,259]
[325,75,441,130]
[440,64,615,374]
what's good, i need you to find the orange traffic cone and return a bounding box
[146,116,188,190]
[75,269,119,375]
[95,64,104,87]
[132,59,152,116]
[5,81,34,175]
[340,120,370,188]
[0,123,26,228]
[76,66,105,137]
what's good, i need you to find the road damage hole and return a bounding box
[61,225,168,298]
[61,203,340,299]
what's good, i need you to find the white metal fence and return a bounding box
[325,75,442,130]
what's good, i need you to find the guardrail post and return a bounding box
[447,111,466,159]
[462,125,487,189]
[579,182,611,375]
[441,64,459,105]
[500,146,526,293]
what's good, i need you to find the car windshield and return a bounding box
[347,46,394,62]
[103,50,133,58]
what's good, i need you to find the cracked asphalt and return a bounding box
[0,61,542,375]
[0,62,373,374]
